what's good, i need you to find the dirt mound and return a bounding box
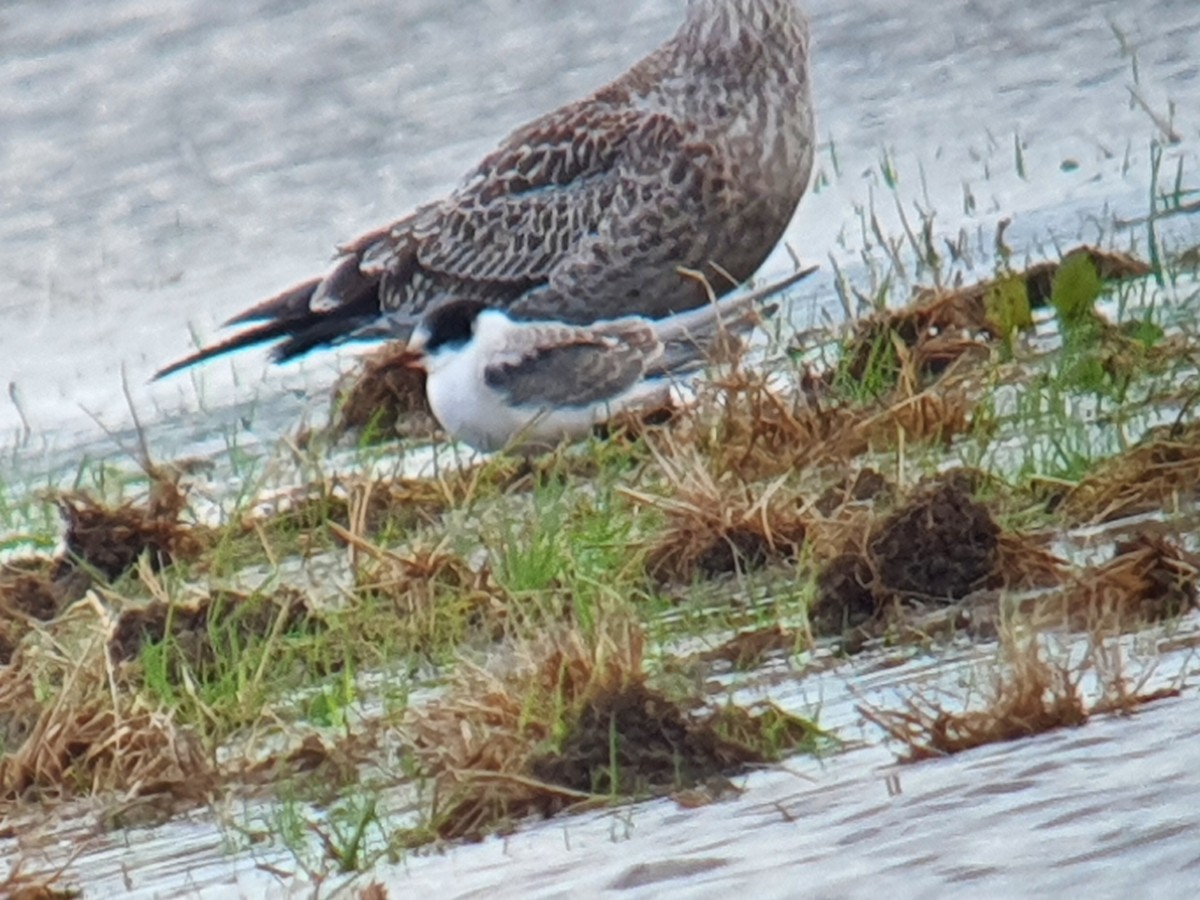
[812,472,1000,633]
[108,588,318,672]
[530,679,750,795]
[870,474,999,598]
[0,559,93,666]
[332,345,437,441]
[402,622,820,844]
[53,479,202,584]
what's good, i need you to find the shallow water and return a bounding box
[5,616,1198,898]
[2,0,1200,895]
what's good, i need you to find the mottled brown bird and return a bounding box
[157,0,815,378]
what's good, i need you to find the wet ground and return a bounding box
[2,0,1200,896]
[7,618,1199,898]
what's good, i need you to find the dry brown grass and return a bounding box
[857,370,977,449]
[627,444,809,583]
[859,631,1088,760]
[355,882,390,900]
[654,360,978,488]
[1059,420,1200,524]
[1038,533,1199,631]
[658,365,862,483]
[232,462,539,569]
[243,472,474,553]
[839,245,1152,378]
[695,624,802,670]
[990,532,1072,592]
[400,618,817,844]
[0,855,81,900]
[860,616,1181,762]
[0,596,213,806]
[333,525,511,644]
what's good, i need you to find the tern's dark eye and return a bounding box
[422,301,489,352]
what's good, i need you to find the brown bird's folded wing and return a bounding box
[510,113,734,323]
[377,106,729,324]
[403,105,649,285]
[156,102,737,376]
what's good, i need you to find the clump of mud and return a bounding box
[332,344,437,441]
[107,587,319,672]
[818,494,1197,642]
[401,620,819,844]
[529,679,738,795]
[53,477,203,583]
[871,472,999,597]
[0,559,72,667]
[1,477,204,667]
[0,479,206,667]
[812,472,1000,634]
[0,559,62,625]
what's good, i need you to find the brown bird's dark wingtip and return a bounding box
[152,319,294,381]
[155,267,390,378]
[152,356,196,382]
[221,276,324,327]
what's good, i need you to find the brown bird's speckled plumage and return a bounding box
[157,0,815,378]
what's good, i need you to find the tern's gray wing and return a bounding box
[484,323,660,409]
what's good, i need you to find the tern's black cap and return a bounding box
[421,300,490,352]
